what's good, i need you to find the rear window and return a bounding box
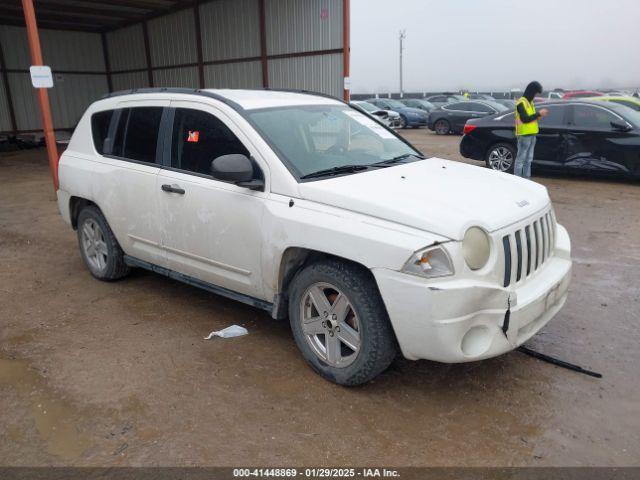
[111,107,163,164]
[91,110,114,154]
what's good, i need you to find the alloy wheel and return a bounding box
[299,282,361,368]
[435,120,449,135]
[81,218,108,272]
[488,146,514,171]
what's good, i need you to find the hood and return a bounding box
[297,159,549,240]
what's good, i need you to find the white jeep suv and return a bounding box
[57,88,572,386]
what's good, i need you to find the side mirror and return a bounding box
[611,121,631,132]
[210,154,264,191]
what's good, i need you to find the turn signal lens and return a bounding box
[402,246,454,279]
[463,123,477,135]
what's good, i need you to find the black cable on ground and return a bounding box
[517,345,602,378]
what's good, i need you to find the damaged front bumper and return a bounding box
[372,225,572,363]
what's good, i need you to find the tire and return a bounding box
[288,259,397,386]
[485,142,516,173]
[434,118,450,135]
[398,115,408,129]
[77,205,130,281]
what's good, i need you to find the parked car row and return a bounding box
[460,100,640,180]
[427,100,509,135]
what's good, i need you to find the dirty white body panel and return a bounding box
[57,89,572,364]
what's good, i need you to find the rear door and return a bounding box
[562,104,634,175]
[531,104,568,169]
[93,103,168,266]
[155,101,268,298]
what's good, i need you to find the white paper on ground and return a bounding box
[204,325,248,339]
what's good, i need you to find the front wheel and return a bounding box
[398,115,408,129]
[486,143,516,172]
[288,260,397,386]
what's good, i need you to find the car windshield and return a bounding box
[248,105,420,179]
[355,101,377,112]
[486,101,509,112]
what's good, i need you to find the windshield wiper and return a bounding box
[300,164,370,179]
[371,153,425,167]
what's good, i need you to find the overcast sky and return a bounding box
[350,0,640,94]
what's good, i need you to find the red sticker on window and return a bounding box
[187,131,200,142]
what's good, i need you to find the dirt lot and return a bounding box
[1,131,639,467]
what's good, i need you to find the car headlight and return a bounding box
[463,227,491,270]
[402,246,454,278]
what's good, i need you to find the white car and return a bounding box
[57,88,572,386]
[352,100,402,128]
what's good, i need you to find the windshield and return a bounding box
[487,101,509,112]
[248,105,420,179]
[354,101,377,112]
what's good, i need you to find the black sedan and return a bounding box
[460,100,640,179]
[428,100,509,135]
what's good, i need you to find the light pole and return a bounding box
[399,29,406,98]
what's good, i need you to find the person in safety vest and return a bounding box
[514,81,548,178]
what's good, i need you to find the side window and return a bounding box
[538,106,565,126]
[91,110,114,154]
[171,108,249,176]
[468,102,492,113]
[111,107,163,163]
[445,102,467,111]
[571,105,618,129]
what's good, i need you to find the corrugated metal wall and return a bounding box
[1,0,346,135]
[0,24,108,135]
[0,75,14,132]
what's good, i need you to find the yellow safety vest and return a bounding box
[515,97,538,136]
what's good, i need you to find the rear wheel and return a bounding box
[77,206,130,281]
[486,143,516,172]
[288,259,397,386]
[434,118,450,135]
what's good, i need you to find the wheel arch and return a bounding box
[271,247,380,320]
[69,196,100,230]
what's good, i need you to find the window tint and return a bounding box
[571,105,618,129]
[171,108,249,176]
[611,99,640,111]
[445,102,468,111]
[468,102,493,113]
[91,110,113,154]
[538,106,565,126]
[111,107,163,163]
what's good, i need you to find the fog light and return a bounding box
[461,326,492,357]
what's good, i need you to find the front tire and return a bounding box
[288,259,397,386]
[485,142,516,172]
[398,115,408,129]
[77,205,130,281]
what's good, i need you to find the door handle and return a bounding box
[161,184,185,194]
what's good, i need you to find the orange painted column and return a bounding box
[342,0,350,102]
[21,0,59,191]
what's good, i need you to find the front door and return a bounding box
[155,102,268,299]
[561,104,634,175]
[531,104,567,170]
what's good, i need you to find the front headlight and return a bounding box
[463,227,491,270]
[402,246,454,278]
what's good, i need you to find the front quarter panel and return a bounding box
[261,194,449,300]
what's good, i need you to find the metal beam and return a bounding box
[0,17,104,32]
[20,0,59,191]
[258,0,268,88]
[0,7,123,27]
[342,0,350,102]
[193,0,204,88]
[0,37,18,135]
[141,21,154,87]
[101,32,112,93]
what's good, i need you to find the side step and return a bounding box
[124,255,273,313]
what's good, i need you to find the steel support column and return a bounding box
[142,21,154,87]
[342,0,350,102]
[100,32,113,93]
[20,0,59,191]
[0,37,18,135]
[258,0,268,88]
[193,1,205,88]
